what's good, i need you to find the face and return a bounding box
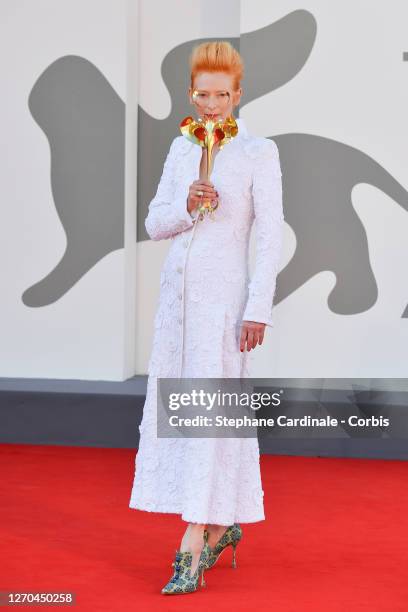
[188,71,242,123]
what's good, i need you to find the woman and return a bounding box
[129,41,284,595]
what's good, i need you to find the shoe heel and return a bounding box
[201,569,206,587]
[232,543,237,569]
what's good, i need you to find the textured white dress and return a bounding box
[129,117,284,525]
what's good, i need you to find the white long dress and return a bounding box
[129,117,284,525]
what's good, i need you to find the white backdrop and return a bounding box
[1,0,136,380]
[1,0,407,380]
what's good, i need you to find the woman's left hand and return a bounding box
[240,321,266,352]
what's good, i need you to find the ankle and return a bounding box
[207,524,229,536]
[180,524,206,553]
[206,524,229,547]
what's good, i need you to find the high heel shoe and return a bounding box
[161,541,210,595]
[203,523,242,569]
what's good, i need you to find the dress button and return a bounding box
[177,266,183,274]
[178,318,183,324]
[178,294,183,300]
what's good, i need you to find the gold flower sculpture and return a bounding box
[179,114,238,220]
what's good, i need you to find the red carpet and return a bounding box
[1,444,407,611]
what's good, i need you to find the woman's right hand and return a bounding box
[187,180,218,214]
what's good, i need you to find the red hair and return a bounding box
[189,41,244,91]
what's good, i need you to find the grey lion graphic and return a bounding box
[24,10,408,323]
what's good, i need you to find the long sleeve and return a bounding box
[145,137,195,241]
[242,138,284,328]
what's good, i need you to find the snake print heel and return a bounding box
[161,541,210,595]
[204,523,243,570]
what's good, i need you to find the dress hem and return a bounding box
[129,500,265,526]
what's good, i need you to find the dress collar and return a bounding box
[235,116,249,138]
